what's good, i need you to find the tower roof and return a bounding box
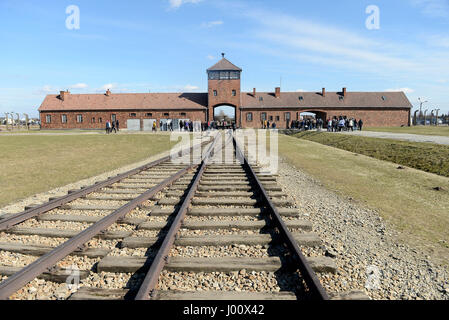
[207,57,242,72]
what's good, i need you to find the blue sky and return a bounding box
[1,0,448,117]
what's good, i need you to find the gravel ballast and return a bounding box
[276,158,449,300]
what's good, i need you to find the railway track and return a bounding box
[0,130,342,300]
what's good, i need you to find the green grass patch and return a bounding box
[277,134,449,265]
[0,134,181,207]
[365,126,449,137]
[291,131,449,178]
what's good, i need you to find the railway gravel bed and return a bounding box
[276,158,449,300]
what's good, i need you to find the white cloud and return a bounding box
[69,83,88,89]
[206,55,215,60]
[100,83,117,91]
[295,89,306,92]
[41,85,55,93]
[411,0,449,18]
[169,0,203,9]
[201,20,223,28]
[386,88,415,94]
[427,34,449,48]
[183,84,200,91]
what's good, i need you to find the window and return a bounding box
[61,115,67,123]
[247,112,253,122]
[259,97,264,102]
[111,114,116,122]
[219,71,229,80]
[299,96,304,101]
[269,116,273,121]
[285,112,291,121]
[164,113,169,117]
[276,116,280,121]
[46,115,51,123]
[76,115,83,123]
[339,96,344,101]
[229,71,240,80]
[130,113,137,117]
[261,113,267,121]
[99,118,103,123]
[208,71,240,80]
[232,90,236,96]
[382,96,387,101]
[213,90,218,96]
[180,112,186,117]
[146,113,153,117]
[92,117,96,123]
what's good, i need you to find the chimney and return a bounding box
[253,88,256,96]
[59,90,70,101]
[275,87,281,98]
[342,87,347,96]
[106,89,111,96]
[322,88,326,97]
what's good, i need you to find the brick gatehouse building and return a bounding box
[39,55,412,130]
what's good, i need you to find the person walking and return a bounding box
[349,118,354,132]
[152,121,157,132]
[111,120,117,133]
[106,121,111,134]
[358,119,364,131]
[116,120,119,132]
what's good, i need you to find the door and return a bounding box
[143,119,156,131]
[127,119,140,131]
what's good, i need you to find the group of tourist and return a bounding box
[289,118,323,131]
[105,120,119,134]
[286,116,363,132]
[326,116,363,132]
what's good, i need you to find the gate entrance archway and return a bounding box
[213,104,237,128]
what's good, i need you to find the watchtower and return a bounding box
[207,53,242,126]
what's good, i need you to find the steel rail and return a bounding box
[0,162,199,300]
[134,133,221,300]
[0,136,217,300]
[0,138,208,231]
[233,135,330,300]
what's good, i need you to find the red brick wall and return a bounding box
[240,108,410,129]
[40,108,410,130]
[40,110,207,130]
[208,79,241,126]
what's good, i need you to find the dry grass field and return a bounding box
[292,131,449,178]
[365,126,449,137]
[276,134,449,265]
[0,134,181,207]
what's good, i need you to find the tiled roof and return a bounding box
[207,58,242,71]
[241,91,412,109]
[38,93,208,111]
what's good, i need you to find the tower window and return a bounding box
[259,97,264,102]
[213,90,218,96]
[247,112,253,122]
[232,90,236,96]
